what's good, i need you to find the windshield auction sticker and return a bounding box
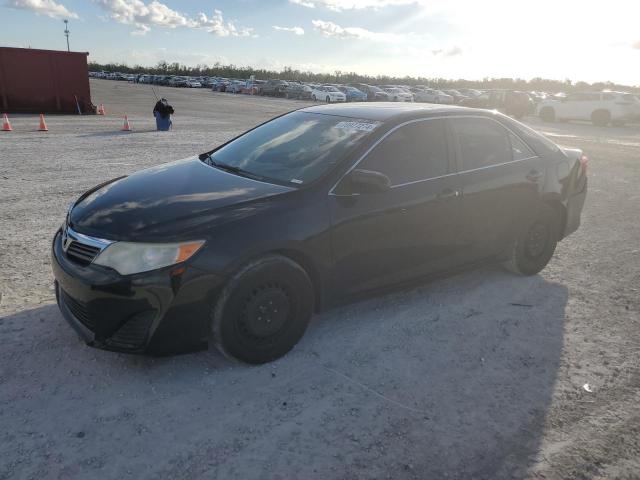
[334,121,379,132]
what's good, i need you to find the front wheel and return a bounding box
[540,107,556,122]
[326,96,331,103]
[591,109,611,127]
[503,204,560,276]
[211,255,314,364]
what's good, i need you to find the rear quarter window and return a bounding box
[503,118,560,157]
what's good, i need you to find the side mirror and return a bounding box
[344,168,391,194]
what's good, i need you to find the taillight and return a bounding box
[579,154,588,175]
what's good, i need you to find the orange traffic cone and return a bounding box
[121,115,131,131]
[2,113,12,131]
[38,114,48,131]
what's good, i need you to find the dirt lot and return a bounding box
[1,79,639,479]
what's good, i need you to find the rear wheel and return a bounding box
[211,255,314,364]
[312,94,317,101]
[326,96,331,103]
[503,203,560,276]
[540,107,556,122]
[591,109,611,127]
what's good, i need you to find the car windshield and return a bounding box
[324,86,340,92]
[207,112,378,185]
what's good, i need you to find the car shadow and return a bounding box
[0,266,567,480]
[76,129,164,137]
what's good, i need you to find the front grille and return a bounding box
[66,241,101,266]
[60,289,95,331]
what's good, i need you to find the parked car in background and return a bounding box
[441,89,468,104]
[460,90,532,119]
[284,82,313,100]
[311,85,346,103]
[260,80,290,97]
[457,88,482,98]
[409,87,453,104]
[169,77,189,88]
[52,103,587,363]
[226,80,245,94]
[537,91,640,126]
[158,76,173,86]
[337,86,367,102]
[381,86,413,102]
[348,83,390,101]
[212,79,230,92]
[186,79,202,88]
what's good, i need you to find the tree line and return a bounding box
[88,60,639,94]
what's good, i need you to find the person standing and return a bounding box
[153,98,174,131]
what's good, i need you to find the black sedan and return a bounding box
[52,104,587,363]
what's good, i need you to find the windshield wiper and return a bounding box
[199,154,268,182]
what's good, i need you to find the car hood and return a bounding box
[69,157,293,241]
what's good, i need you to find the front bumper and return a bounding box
[51,229,222,355]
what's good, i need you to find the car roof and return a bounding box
[299,102,483,122]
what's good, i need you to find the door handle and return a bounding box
[526,169,543,182]
[436,188,460,200]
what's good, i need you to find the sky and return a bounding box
[2,0,640,85]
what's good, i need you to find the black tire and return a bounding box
[312,94,317,101]
[503,203,560,276]
[211,255,314,364]
[540,107,556,122]
[325,96,331,103]
[591,109,611,127]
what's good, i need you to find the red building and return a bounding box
[0,47,93,114]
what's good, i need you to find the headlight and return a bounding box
[93,240,205,275]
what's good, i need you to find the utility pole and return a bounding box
[63,19,70,52]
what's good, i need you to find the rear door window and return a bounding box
[451,118,512,171]
[359,119,450,185]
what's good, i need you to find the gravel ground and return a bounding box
[1,79,639,479]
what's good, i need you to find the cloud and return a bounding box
[94,0,253,36]
[432,45,462,57]
[195,10,254,37]
[291,0,414,10]
[273,25,305,35]
[131,24,150,35]
[5,0,78,19]
[311,19,422,43]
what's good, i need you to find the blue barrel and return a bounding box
[155,112,172,131]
